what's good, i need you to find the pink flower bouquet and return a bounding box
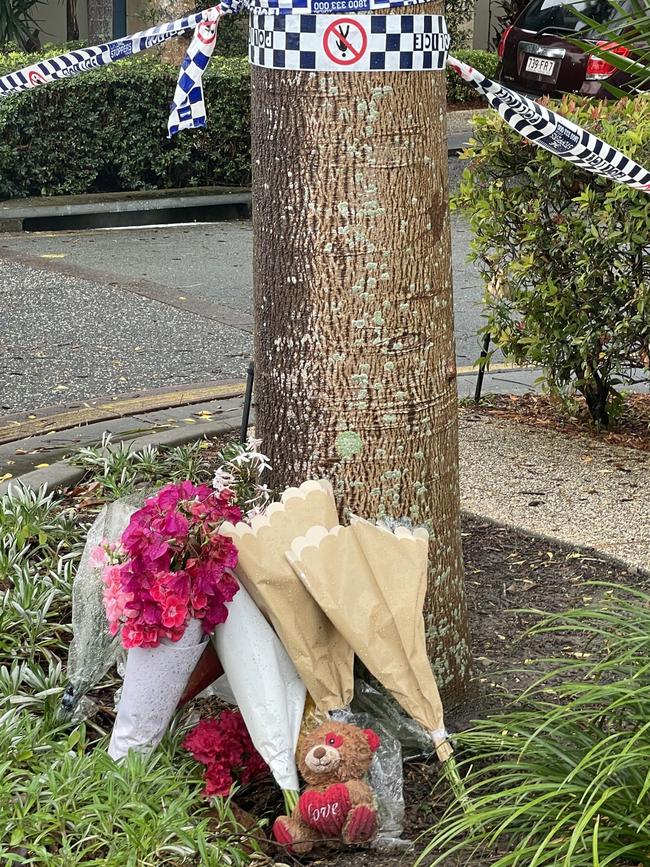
[96,481,242,649]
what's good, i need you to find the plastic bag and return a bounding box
[351,678,434,760]
[331,707,409,850]
[63,493,146,716]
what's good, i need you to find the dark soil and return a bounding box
[469,393,650,453]
[448,100,486,112]
[261,513,649,867]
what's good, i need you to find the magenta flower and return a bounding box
[183,711,268,798]
[101,481,242,649]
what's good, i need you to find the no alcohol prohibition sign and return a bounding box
[323,17,368,66]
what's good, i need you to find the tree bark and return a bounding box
[154,0,193,64]
[251,4,472,706]
[67,0,80,41]
[87,0,113,43]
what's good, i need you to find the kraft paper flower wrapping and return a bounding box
[220,480,354,713]
[212,576,306,793]
[286,520,452,763]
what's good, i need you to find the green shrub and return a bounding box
[0,39,497,198]
[444,0,475,51]
[0,53,251,197]
[215,13,250,57]
[455,95,650,426]
[0,446,262,864]
[446,49,498,104]
[419,585,650,867]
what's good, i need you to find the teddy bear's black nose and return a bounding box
[313,747,326,759]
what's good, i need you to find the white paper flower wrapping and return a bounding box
[108,617,207,760]
[212,576,306,792]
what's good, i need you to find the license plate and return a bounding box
[525,56,556,76]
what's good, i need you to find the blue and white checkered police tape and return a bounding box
[250,0,429,14]
[0,1,648,193]
[447,55,650,194]
[168,7,221,137]
[249,12,448,72]
[0,8,214,98]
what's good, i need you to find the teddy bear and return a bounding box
[272,720,380,854]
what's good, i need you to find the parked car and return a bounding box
[496,0,648,99]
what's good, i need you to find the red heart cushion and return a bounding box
[299,783,351,836]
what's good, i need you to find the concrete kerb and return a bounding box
[0,114,485,232]
[0,412,244,498]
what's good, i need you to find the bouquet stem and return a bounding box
[441,753,474,817]
[283,789,299,814]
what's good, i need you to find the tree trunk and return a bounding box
[154,0,193,65]
[87,0,112,43]
[67,0,80,41]
[251,4,472,706]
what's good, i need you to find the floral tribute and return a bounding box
[93,481,242,649]
[183,710,268,797]
[213,436,273,520]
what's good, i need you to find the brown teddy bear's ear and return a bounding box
[362,728,381,752]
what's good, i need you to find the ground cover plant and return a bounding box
[457,95,650,428]
[419,586,650,867]
[0,442,264,864]
[2,432,649,865]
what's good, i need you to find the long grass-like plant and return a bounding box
[419,584,650,867]
[571,0,650,94]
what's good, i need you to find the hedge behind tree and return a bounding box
[0,54,251,198]
[0,48,497,198]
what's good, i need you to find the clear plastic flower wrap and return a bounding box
[351,678,435,761]
[63,493,145,716]
[330,707,408,851]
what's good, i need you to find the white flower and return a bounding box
[245,504,265,521]
[212,467,236,492]
[232,448,272,473]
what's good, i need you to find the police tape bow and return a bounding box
[168,7,222,137]
[0,0,648,194]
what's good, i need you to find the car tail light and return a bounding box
[497,25,513,60]
[585,41,630,80]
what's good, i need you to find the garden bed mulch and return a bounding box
[469,393,650,453]
[243,513,648,867]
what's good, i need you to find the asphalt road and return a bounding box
[0,172,495,416]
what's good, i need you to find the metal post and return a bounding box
[474,332,491,404]
[240,360,255,443]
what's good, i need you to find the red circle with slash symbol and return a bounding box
[323,17,367,66]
